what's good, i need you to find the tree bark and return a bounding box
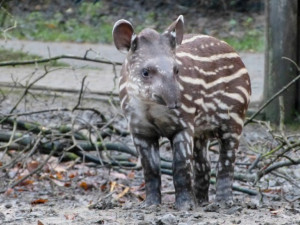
[264,0,299,123]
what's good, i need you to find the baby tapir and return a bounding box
[112,15,251,210]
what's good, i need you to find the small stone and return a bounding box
[136,213,145,220]
[204,203,220,212]
[30,211,43,218]
[226,206,242,215]
[193,213,202,219]
[231,219,241,224]
[138,222,152,225]
[179,211,192,218]
[157,213,177,225]
[246,201,258,209]
[195,222,211,225]
[0,212,5,221]
[122,201,133,210]
[5,203,12,209]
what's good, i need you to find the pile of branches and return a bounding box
[0,52,300,199]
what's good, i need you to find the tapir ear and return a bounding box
[164,15,184,46]
[112,19,135,52]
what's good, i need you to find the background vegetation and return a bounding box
[1,0,265,51]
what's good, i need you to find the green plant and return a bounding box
[224,30,264,52]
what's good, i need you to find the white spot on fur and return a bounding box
[176,59,182,65]
[179,68,248,90]
[182,35,211,44]
[177,82,184,91]
[222,133,241,140]
[230,141,236,148]
[120,95,128,109]
[227,150,233,158]
[179,119,187,128]
[225,160,230,166]
[229,112,244,127]
[188,122,194,132]
[181,103,196,114]
[183,94,193,101]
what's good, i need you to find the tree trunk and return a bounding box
[264,0,299,123]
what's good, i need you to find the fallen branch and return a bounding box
[255,158,300,184]
[0,82,119,97]
[0,130,138,157]
[0,54,122,67]
[0,116,89,140]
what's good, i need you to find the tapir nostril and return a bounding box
[175,102,182,108]
[168,101,181,109]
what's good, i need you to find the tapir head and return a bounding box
[112,16,184,109]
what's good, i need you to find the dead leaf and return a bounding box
[84,170,96,176]
[31,199,48,205]
[270,210,279,215]
[270,207,283,216]
[27,161,39,172]
[248,155,257,161]
[64,182,71,187]
[127,171,135,179]
[100,184,107,192]
[4,188,14,196]
[79,181,89,191]
[37,220,44,225]
[54,165,66,173]
[51,179,65,187]
[111,171,127,180]
[138,182,145,190]
[64,213,78,220]
[56,172,64,180]
[69,173,77,179]
[20,179,34,186]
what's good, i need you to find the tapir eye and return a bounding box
[142,68,149,77]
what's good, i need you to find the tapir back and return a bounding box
[175,34,251,137]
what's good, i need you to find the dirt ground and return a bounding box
[0,86,300,225]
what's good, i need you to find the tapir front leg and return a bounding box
[132,135,161,206]
[172,129,195,210]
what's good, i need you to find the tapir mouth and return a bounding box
[167,102,181,109]
[152,94,167,106]
[152,94,181,109]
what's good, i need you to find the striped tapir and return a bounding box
[112,15,251,210]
